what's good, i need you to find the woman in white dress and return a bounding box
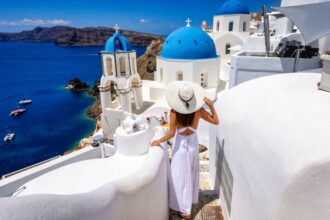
[151,81,219,219]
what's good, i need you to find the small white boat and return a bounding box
[19,99,32,105]
[4,133,15,142]
[9,109,27,116]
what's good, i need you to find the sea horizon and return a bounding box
[0,41,146,176]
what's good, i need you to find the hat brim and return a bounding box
[166,81,205,114]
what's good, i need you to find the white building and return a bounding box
[210,0,251,59]
[152,20,221,100]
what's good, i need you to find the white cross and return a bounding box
[186,18,192,27]
[114,24,120,33]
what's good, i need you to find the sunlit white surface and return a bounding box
[14,155,147,196]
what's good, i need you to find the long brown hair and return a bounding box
[173,110,195,127]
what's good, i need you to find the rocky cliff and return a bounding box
[0,26,161,47]
[137,38,164,80]
[87,80,102,120]
[65,78,89,91]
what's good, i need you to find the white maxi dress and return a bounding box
[169,126,199,214]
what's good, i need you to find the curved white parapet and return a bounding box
[114,126,152,156]
[0,128,168,220]
[0,146,101,197]
[12,155,147,196]
[209,73,330,220]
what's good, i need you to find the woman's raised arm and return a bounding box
[150,110,177,146]
[200,97,219,125]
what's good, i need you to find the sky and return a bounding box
[0,0,281,35]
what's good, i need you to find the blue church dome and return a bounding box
[161,26,218,60]
[104,32,132,52]
[217,0,249,15]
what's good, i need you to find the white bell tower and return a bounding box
[99,25,144,138]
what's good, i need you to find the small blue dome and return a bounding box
[104,32,132,52]
[217,0,249,15]
[161,26,217,60]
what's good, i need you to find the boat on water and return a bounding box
[19,99,32,105]
[9,109,27,116]
[3,133,15,142]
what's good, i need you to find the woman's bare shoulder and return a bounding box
[196,108,205,116]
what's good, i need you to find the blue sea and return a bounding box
[0,42,146,176]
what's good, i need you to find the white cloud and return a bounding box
[139,18,149,23]
[21,19,45,26]
[0,21,18,26]
[0,18,71,26]
[46,19,71,25]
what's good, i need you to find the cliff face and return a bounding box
[0,26,161,47]
[87,80,102,120]
[137,38,164,80]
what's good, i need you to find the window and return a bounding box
[225,43,231,55]
[177,71,183,81]
[119,57,126,76]
[201,70,208,88]
[243,22,247,32]
[216,21,220,31]
[105,57,113,75]
[160,68,164,82]
[228,21,234,32]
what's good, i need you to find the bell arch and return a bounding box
[214,33,244,57]
[128,74,143,110]
[131,57,136,74]
[119,57,126,76]
[160,68,164,82]
[99,75,119,111]
[105,57,113,76]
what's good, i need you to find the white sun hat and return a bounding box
[166,81,205,114]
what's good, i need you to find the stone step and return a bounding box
[200,171,209,178]
[199,163,209,173]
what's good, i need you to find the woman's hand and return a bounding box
[204,97,213,107]
[150,139,161,147]
[201,97,219,125]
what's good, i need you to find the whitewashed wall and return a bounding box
[155,57,221,89]
[229,51,320,87]
[209,73,330,220]
[212,33,245,59]
[213,14,250,33]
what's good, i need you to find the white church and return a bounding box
[153,19,221,99]
[209,0,251,59]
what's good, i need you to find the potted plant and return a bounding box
[319,51,330,92]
